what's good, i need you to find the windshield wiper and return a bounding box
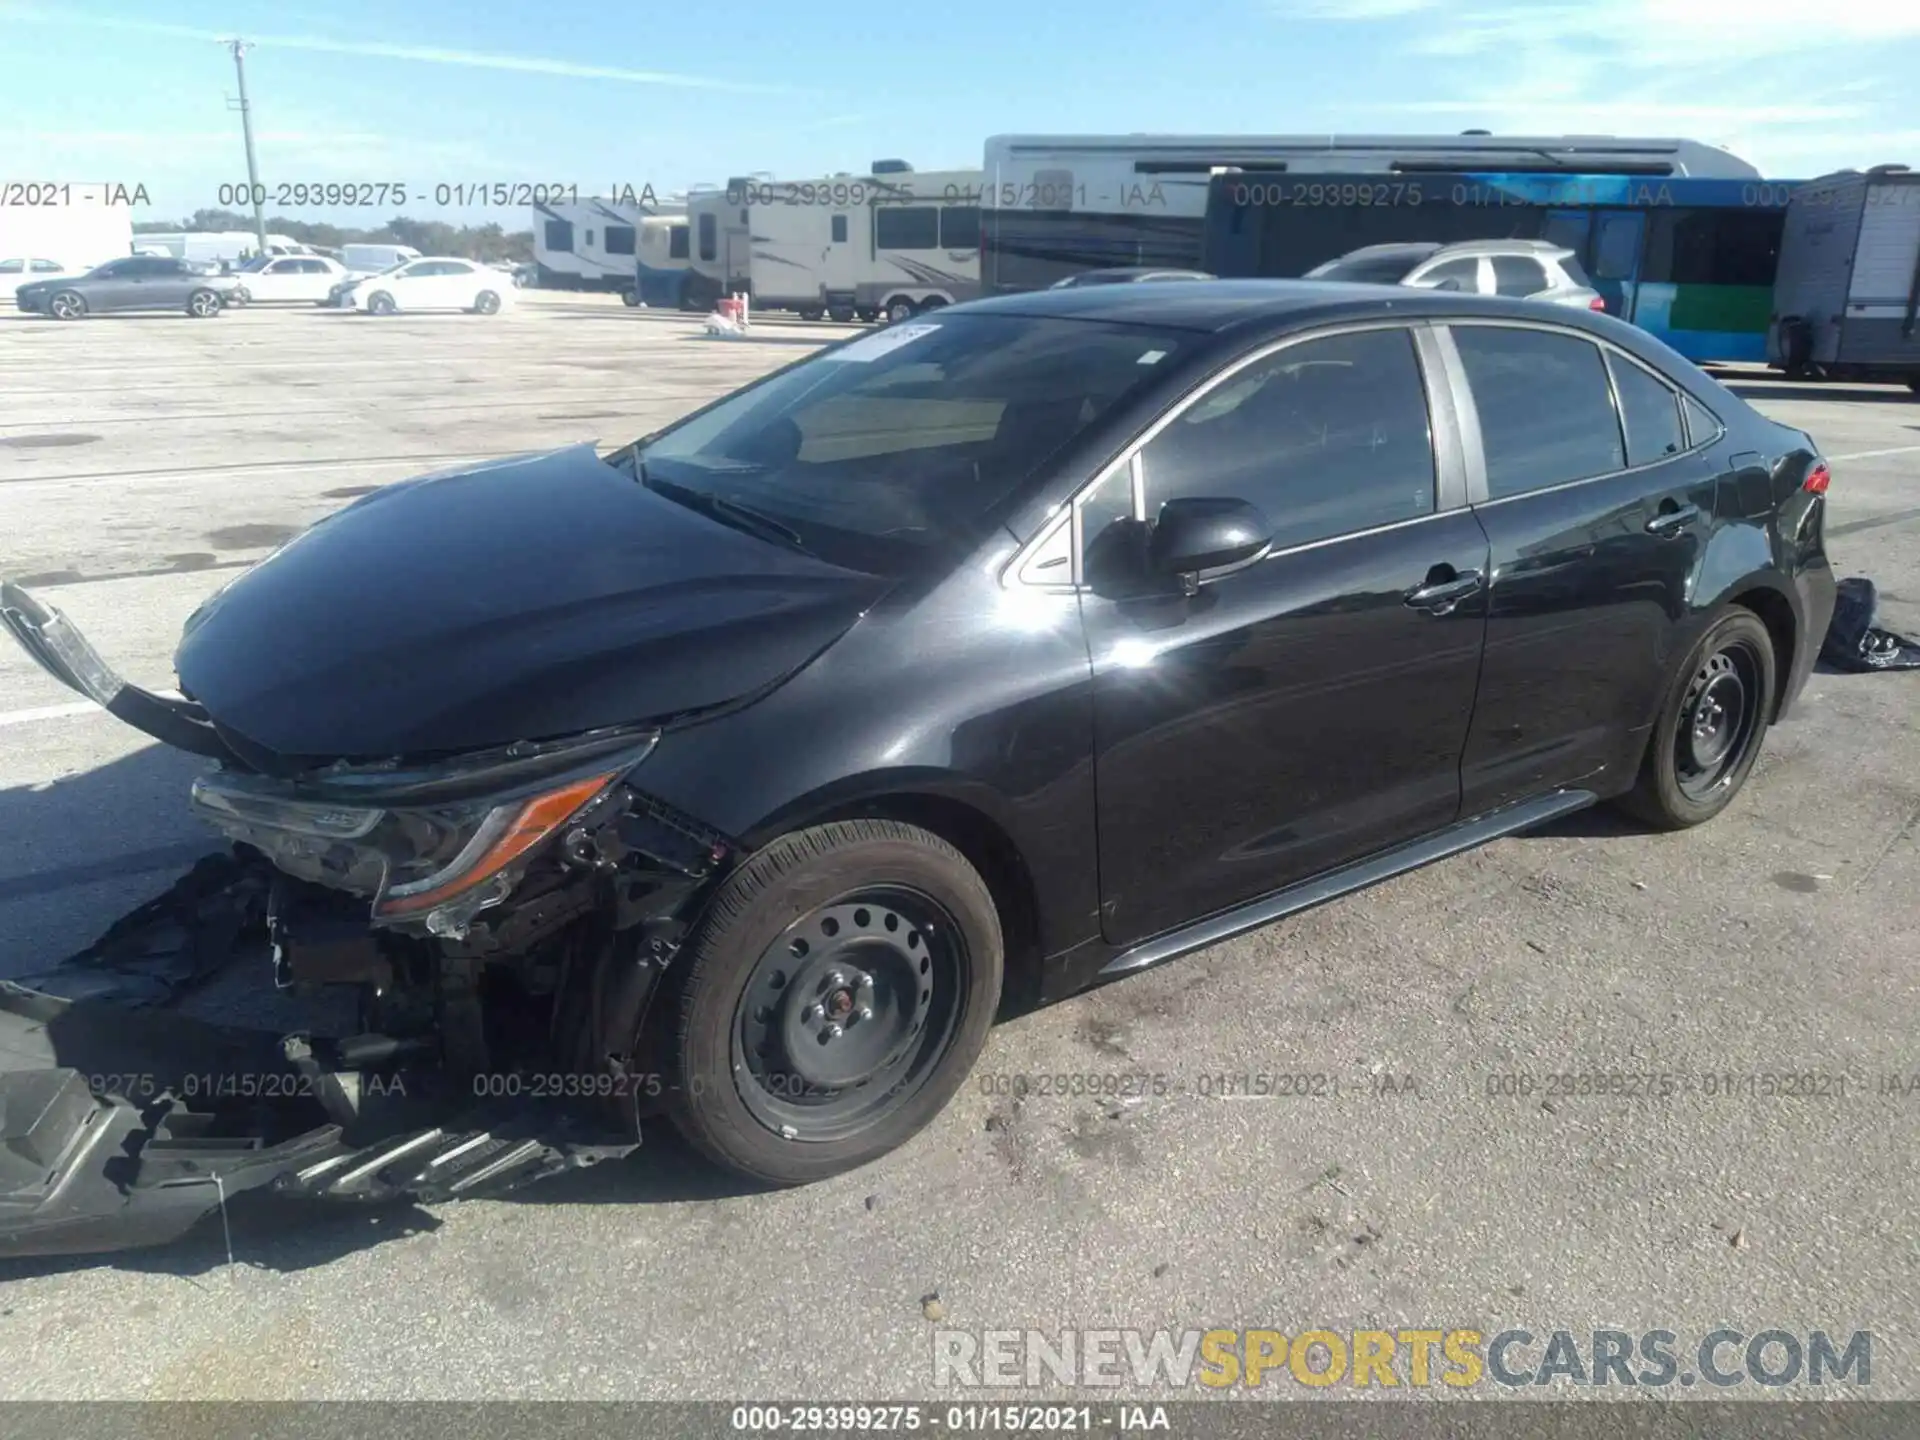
[638,465,811,554]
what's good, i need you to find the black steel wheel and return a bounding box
[668,820,1003,1184]
[1617,609,1775,829]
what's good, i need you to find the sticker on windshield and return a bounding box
[819,322,942,362]
[1137,349,1167,365]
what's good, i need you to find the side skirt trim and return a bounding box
[1097,789,1597,979]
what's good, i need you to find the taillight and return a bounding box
[1803,462,1831,495]
[1589,295,1607,312]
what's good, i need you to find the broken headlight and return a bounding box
[189,745,645,936]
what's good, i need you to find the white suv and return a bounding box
[1308,239,1605,311]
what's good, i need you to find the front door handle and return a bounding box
[1646,503,1701,536]
[1404,569,1484,615]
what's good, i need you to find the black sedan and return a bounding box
[0,281,1836,1231]
[15,254,243,318]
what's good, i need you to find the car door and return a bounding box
[246,258,293,301]
[1079,322,1491,948]
[81,257,140,310]
[384,261,431,307]
[1409,255,1485,295]
[1439,320,1718,815]
[144,258,198,309]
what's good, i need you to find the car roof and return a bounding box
[955,278,1604,333]
[1425,238,1575,258]
[1328,243,1443,264]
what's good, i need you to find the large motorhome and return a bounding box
[1769,164,1920,390]
[533,197,680,292]
[687,165,983,321]
[979,133,1761,293]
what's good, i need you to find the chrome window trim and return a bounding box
[1437,317,1723,508]
[1002,318,1456,591]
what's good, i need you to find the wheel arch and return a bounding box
[1696,568,1801,722]
[734,773,1046,1010]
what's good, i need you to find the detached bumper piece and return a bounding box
[0,856,640,1260]
[0,994,636,1258]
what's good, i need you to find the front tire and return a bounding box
[48,291,86,320]
[1616,609,1775,830]
[668,820,1003,1185]
[367,291,396,315]
[187,288,224,317]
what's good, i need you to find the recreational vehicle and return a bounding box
[533,197,678,292]
[1769,164,1920,390]
[626,213,692,307]
[685,166,982,321]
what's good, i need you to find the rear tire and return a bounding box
[884,297,917,323]
[1615,609,1775,830]
[827,307,855,324]
[187,289,223,317]
[621,288,640,307]
[472,290,501,315]
[667,820,1003,1185]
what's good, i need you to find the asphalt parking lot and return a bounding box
[0,291,1916,1401]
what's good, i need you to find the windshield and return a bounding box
[1307,253,1426,284]
[628,313,1188,575]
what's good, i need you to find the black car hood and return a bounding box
[173,444,891,765]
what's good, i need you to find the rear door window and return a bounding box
[1490,256,1549,297]
[1134,327,1437,552]
[1452,324,1625,497]
[1607,352,1688,465]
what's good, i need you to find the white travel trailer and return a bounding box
[533,197,679,292]
[0,186,134,287]
[689,166,982,321]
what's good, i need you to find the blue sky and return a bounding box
[3,0,1917,226]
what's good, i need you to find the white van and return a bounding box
[341,243,422,275]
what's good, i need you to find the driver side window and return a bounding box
[1125,328,1438,557]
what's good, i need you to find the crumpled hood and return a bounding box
[174,444,889,765]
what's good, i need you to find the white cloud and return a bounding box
[0,3,809,94]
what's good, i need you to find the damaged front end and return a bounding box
[0,582,739,1258]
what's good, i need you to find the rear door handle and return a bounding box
[1404,569,1484,614]
[1645,503,1701,536]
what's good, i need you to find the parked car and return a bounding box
[231,253,352,305]
[0,256,80,301]
[339,256,515,315]
[0,282,1835,1230]
[340,242,422,275]
[14,254,244,318]
[1307,239,1605,310]
[1051,267,1215,288]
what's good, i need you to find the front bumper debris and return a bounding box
[0,856,642,1260]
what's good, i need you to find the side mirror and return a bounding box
[1148,497,1273,592]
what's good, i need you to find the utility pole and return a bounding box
[224,38,269,256]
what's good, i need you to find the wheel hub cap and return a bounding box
[733,890,957,1141]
